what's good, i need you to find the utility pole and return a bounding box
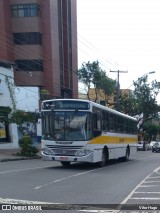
[110,70,128,111]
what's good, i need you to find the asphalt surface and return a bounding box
[1,149,160,213]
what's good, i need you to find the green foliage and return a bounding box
[143,122,160,141]
[40,89,51,100]
[7,110,36,135]
[9,110,36,125]
[17,136,39,157]
[133,76,160,121]
[77,60,116,101]
[5,76,16,111]
[118,75,160,131]
[118,92,137,115]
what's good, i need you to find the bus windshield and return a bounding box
[42,111,92,141]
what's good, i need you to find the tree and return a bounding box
[100,76,116,105]
[40,89,51,100]
[143,122,160,142]
[77,60,116,102]
[133,75,160,130]
[118,75,160,132]
[9,110,36,134]
[118,91,137,114]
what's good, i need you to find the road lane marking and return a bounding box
[34,161,129,190]
[0,154,157,175]
[34,156,160,190]
[114,166,160,212]
[130,197,160,200]
[0,166,51,174]
[134,192,160,194]
[148,176,160,179]
[120,166,160,205]
[139,184,160,187]
[34,167,105,189]
[0,198,58,204]
[155,167,160,174]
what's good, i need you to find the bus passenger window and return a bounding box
[133,122,137,134]
[117,116,123,133]
[93,111,101,130]
[128,120,133,133]
[97,112,101,130]
[102,111,108,130]
[123,119,128,133]
[109,113,116,132]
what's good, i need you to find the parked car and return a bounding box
[149,141,156,150]
[137,141,150,151]
[152,142,160,152]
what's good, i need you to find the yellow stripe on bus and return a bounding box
[88,135,137,145]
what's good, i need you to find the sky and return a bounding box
[77,0,160,94]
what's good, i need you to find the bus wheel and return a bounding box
[99,148,108,167]
[61,161,70,167]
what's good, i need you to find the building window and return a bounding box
[11,4,40,17]
[16,60,43,71]
[13,32,42,45]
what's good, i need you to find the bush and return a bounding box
[18,136,39,157]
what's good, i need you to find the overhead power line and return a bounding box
[110,70,128,111]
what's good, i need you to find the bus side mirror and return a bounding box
[93,130,102,137]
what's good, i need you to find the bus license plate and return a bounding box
[60,157,68,161]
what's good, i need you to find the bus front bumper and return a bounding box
[41,151,94,163]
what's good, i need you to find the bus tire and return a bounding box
[99,147,109,167]
[61,161,71,167]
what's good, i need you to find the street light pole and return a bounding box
[127,71,156,89]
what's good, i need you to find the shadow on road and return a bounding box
[44,158,133,171]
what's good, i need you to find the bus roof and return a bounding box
[42,99,137,121]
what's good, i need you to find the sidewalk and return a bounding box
[0,148,41,162]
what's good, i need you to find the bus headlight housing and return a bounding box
[42,148,54,155]
[75,149,92,156]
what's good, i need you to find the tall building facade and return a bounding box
[0,0,78,99]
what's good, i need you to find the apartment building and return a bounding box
[0,0,78,99]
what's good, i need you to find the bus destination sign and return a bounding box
[43,100,90,110]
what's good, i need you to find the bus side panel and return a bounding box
[115,145,126,158]
[130,145,137,156]
[93,149,102,163]
[108,147,115,160]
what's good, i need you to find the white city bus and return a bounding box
[41,99,138,167]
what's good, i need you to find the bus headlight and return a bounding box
[84,150,92,155]
[42,148,54,155]
[75,149,92,156]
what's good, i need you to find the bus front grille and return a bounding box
[46,145,83,156]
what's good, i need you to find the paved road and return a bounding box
[0,150,160,212]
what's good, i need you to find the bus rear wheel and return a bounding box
[61,161,71,167]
